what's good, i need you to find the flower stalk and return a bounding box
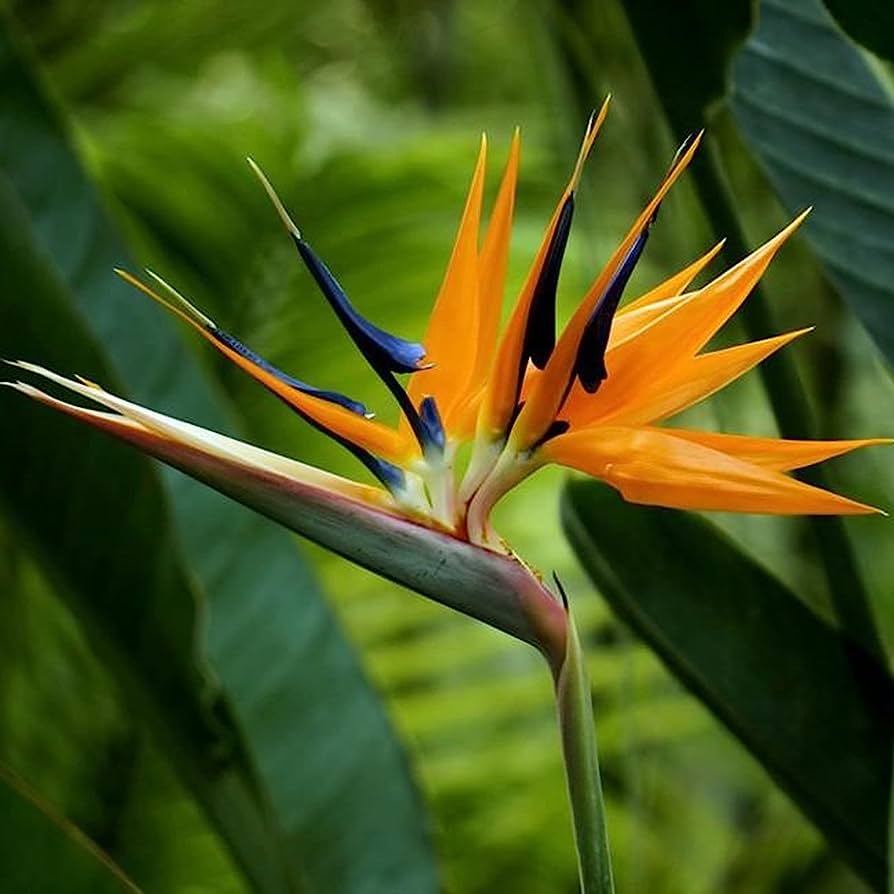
[555,579,615,893]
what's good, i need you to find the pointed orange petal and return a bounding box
[620,240,725,316]
[476,99,610,439]
[117,270,415,464]
[565,329,810,428]
[565,213,809,425]
[652,429,892,471]
[608,241,725,347]
[445,131,521,440]
[544,426,881,515]
[513,133,702,449]
[473,130,521,387]
[406,135,488,434]
[607,291,691,349]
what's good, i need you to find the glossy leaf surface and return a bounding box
[732,0,894,368]
[562,480,893,890]
[0,767,143,894]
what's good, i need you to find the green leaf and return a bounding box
[0,18,437,894]
[618,0,754,133]
[0,765,143,893]
[731,0,894,368]
[822,0,894,63]
[0,173,296,894]
[617,0,885,667]
[561,481,894,891]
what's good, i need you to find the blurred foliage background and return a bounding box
[1,0,893,892]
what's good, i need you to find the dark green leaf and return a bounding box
[0,765,142,893]
[0,18,437,894]
[0,173,296,894]
[618,0,754,133]
[732,0,894,368]
[617,0,885,668]
[562,481,893,890]
[822,0,894,63]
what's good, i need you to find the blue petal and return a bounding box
[575,222,653,392]
[531,418,570,450]
[211,329,369,416]
[574,137,696,392]
[524,194,575,370]
[418,396,446,454]
[353,451,406,493]
[293,236,427,375]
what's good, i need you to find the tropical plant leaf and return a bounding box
[0,765,143,894]
[821,0,894,63]
[610,0,885,670]
[561,480,894,891]
[731,0,894,369]
[0,17,437,894]
[0,175,297,894]
[617,0,754,133]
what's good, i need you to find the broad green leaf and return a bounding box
[0,765,142,893]
[0,524,251,894]
[0,18,437,894]
[0,176,296,894]
[619,0,754,133]
[617,0,884,669]
[561,481,894,891]
[731,0,894,368]
[821,0,894,63]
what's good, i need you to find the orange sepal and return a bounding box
[471,131,521,388]
[620,240,725,315]
[565,329,811,429]
[544,426,881,515]
[406,134,487,435]
[513,132,703,449]
[609,241,725,346]
[563,214,809,427]
[652,429,892,472]
[476,99,610,440]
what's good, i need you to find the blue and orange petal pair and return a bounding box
[7,99,889,552]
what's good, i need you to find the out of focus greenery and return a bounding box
[1,1,893,892]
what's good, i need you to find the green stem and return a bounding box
[553,591,615,893]
[690,139,885,661]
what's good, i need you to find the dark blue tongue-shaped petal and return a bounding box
[211,329,369,416]
[295,234,447,456]
[573,135,697,393]
[211,328,406,491]
[249,159,437,456]
[575,223,652,393]
[524,194,575,370]
[293,236,427,376]
[418,395,446,453]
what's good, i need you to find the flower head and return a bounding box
[7,101,886,592]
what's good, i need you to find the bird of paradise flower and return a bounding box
[5,99,887,893]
